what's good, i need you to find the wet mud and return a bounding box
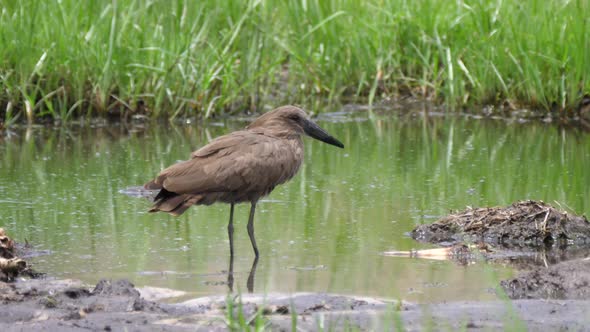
[501,257,590,300]
[1,278,590,331]
[0,279,171,331]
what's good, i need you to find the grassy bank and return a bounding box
[1,0,589,124]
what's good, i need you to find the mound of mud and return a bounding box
[411,200,590,247]
[0,279,169,331]
[501,257,590,299]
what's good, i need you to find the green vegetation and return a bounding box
[224,295,270,331]
[1,0,589,123]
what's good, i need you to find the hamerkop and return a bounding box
[144,105,344,257]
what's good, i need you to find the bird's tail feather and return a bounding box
[149,194,202,216]
[144,180,162,190]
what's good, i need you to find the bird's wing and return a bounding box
[190,131,252,158]
[147,131,298,195]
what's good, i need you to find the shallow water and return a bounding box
[1,110,589,302]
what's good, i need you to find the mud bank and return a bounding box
[501,257,590,300]
[1,278,590,331]
[411,201,590,247]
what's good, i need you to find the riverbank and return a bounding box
[1,278,589,331]
[1,0,589,125]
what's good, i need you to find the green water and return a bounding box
[1,112,589,302]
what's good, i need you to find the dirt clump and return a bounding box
[0,228,15,258]
[0,278,194,331]
[0,228,40,282]
[411,200,590,248]
[501,257,590,299]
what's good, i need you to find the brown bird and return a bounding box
[144,105,344,258]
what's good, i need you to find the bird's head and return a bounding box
[248,106,344,148]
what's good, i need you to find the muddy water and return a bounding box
[1,110,589,302]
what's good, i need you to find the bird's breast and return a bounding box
[278,137,304,180]
[251,137,303,197]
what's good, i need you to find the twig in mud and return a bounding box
[541,210,551,234]
[527,209,550,222]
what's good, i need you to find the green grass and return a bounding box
[1,0,589,124]
[222,295,527,331]
[224,294,270,331]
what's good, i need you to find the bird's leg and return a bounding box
[228,203,235,257]
[247,256,259,293]
[247,201,259,257]
[227,203,235,292]
[227,251,234,292]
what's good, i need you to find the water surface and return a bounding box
[1,110,588,302]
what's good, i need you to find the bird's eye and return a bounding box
[288,114,300,121]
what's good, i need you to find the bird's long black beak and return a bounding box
[303,119,344,148]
